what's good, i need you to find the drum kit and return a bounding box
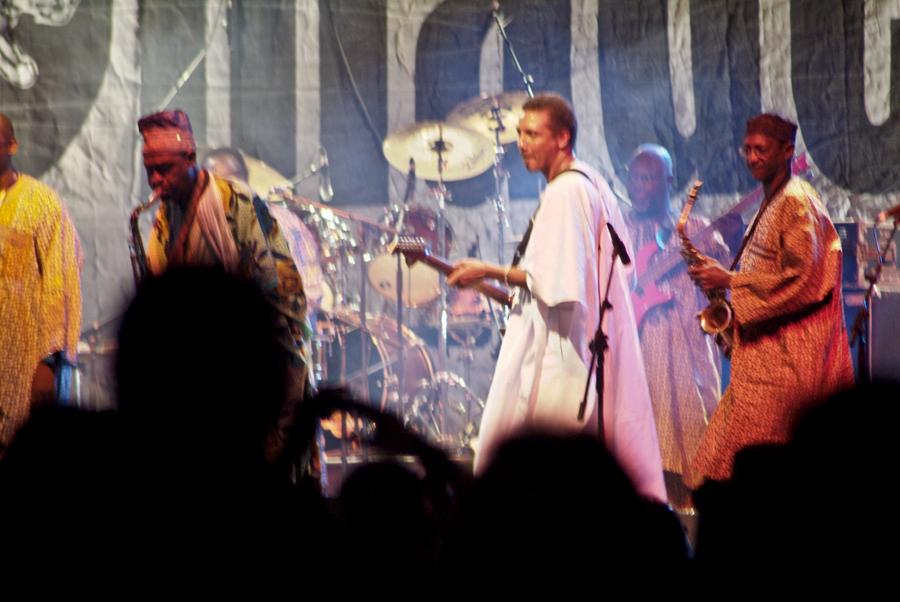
[258,91,531,452]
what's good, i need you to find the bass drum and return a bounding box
[315,311,434,412]
[367,205,454,307]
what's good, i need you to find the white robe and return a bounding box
[474,161,666,502]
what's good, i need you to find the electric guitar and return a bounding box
[391,237,512,308]
[632,153,810,326]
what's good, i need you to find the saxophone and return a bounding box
[129,191,161,287]
[677,181,735,357]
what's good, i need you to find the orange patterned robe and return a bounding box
[0,175,82,450]
[692,177,854,483]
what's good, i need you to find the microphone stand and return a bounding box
[491,2,534,98]
[578,224,631,440]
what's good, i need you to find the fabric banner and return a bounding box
[1,0,897,336]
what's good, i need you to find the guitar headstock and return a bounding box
[390,236,429,266]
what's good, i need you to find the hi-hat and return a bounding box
[446,91,530,145]
[382,121,494,181]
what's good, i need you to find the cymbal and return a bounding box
[197,146,289,198]
[382,121,494,181]
[446,92,530,145]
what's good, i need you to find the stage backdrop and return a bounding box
[2,0,898,348]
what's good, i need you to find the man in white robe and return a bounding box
[449,94,665,501]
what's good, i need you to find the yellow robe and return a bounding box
[0,174,82,449]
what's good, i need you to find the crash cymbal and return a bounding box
[382,121,494,181]
[446,91,530,145]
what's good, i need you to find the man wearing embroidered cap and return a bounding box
[138,110,315,475]
[688,113,854,484]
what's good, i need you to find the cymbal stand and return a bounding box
[392,159,416,418]
[490,97,511,266]
[431,125,450,443]
[489,98,512,333]
[356,219,375,466]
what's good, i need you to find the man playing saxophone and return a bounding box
[0,113,82,453]
[137,110,313,473]
[687,113,853,485]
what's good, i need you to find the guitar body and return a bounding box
[632,241,675,326]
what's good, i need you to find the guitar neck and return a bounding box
[419,254,512,308]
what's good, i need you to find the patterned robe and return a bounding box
[625,211,728,488]
[148,172,310,361]
[147,171,320,479]
[692,177,854,482]
[0,174,82,450]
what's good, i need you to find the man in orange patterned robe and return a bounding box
[688,114,854,483]
[0,113,82,452]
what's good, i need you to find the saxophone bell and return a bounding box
[698,300,732,335]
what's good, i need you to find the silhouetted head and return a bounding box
[116,267,285,457]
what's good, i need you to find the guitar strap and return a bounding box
[511,168,594,268]
[727,179,784,271]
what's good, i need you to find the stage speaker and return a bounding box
[869,289,900,383]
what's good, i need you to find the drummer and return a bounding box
[200,147,325,319]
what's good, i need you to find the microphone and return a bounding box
[607,223,632,265]
[876,203,900,223]
[318,147,333,203]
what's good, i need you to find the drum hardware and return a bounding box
[265,146,333,204]
[406,371,484,450]
[491,2,534,98]
[383,122,473,447]
[449,93,524,271]
[446,91,529,147]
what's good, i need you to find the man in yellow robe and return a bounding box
[0,113,82,452]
